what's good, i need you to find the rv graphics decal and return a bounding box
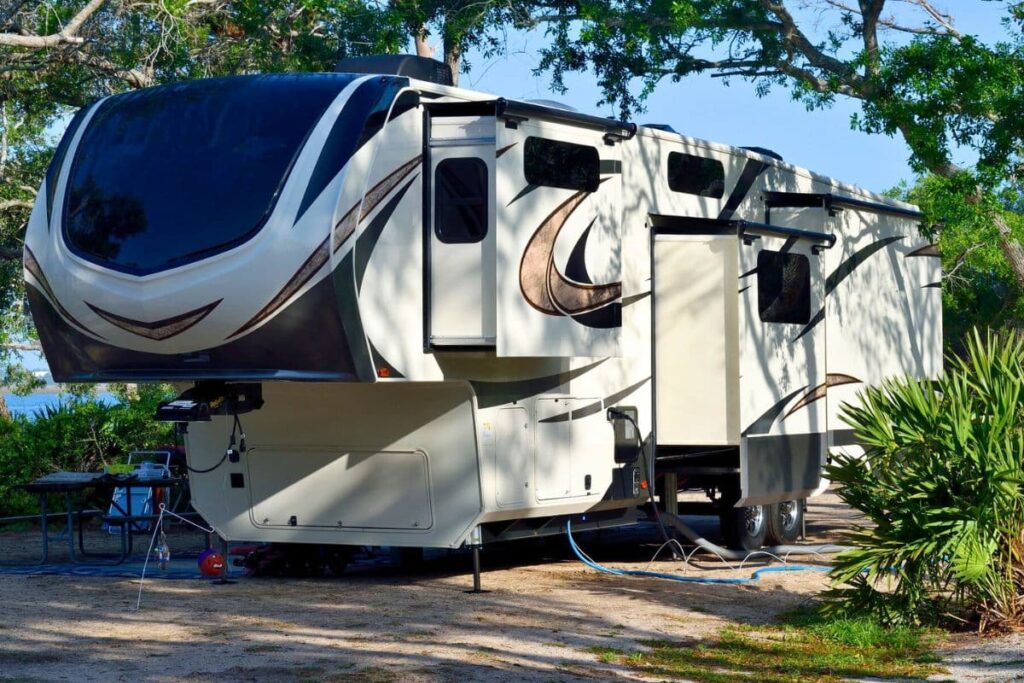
[792,235,904,342]
[783,373,862,419]
[519,189,621,318]
[89,299,222,341]
[23,246,100,338]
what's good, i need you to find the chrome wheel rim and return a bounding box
[744,505,765,537]
[778,500,799,531]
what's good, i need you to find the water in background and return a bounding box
[3,392,118,420]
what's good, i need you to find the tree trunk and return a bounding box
[414,26,433,58]
[443,36,460,86]
[994,213,1024,290]
[0,394,9,420]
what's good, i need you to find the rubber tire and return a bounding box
[766,499,804,545]
[719,500,769,551]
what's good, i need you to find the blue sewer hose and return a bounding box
[565,519,832,584]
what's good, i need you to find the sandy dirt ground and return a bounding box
[0,492,1020,682]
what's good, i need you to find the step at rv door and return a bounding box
[738,215,829,506]
[427,114,497,347]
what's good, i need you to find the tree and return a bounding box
[535,0,1024,303]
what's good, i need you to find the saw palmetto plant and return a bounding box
[826,329,1024,631]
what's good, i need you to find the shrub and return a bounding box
[826,329,1024,631]
[0,383,175,516]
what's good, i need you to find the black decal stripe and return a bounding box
[739,267,758,279]
[718,159,768,221]
[779,236,799,254]
[565,218,598,285]
[792,235,905,342]
[355,177,416,288]
[295,80,400,224]
[23,247,101,338]
[470,359,608,410]
[923,281,942,289]
[738,285,751,294]
[621,291,651,307]
[496,143,517,158]
[570,303,621,329]
[742,386,806,436]
[45,105,90,227]
[507,183,540,207]
[599,159,622,174]
[334,250,375,382]
[539,377,651,424]
[906,244,940,258]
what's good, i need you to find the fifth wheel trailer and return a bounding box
[24,56,941,556]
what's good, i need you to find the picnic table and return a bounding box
[10,471,187,565]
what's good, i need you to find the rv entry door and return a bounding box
[427,115,496,347]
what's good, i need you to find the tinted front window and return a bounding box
[758,250,811,324]
[524,137,599,192]
[667,152,725,198]
[435,158,488,244]
[64,74,360,275]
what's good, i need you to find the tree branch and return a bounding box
[0,0,106,48]
[0,199,33,212]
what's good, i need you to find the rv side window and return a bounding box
[434,157,489,244]
[757,250,811,325]
[666,152,725,199]
[524,137,599,192]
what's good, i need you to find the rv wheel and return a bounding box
[719,500,768,551]
[766,499,804,545]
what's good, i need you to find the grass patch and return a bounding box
[587,608,945,682]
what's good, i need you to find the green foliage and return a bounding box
[826,329,1024,630]
[0,384,175,516]
[889,174,1024,347]
[588,609,942,682]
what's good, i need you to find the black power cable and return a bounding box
[606,407,675,551]
[177,411,248,474]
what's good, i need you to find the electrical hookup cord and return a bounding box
[565,520,831,585]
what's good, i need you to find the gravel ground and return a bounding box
[0,491,1021,682]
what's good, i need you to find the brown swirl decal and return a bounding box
[230,237,330,338]
[333,155,422,252]
[519,190,621,316]
[23,246,102,338]
[784,373,862,419]
[87,299,221,341]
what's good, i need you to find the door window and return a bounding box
[757,249,811,324]
[434,157,488,244]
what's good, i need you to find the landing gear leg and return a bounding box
[465,526,488,594]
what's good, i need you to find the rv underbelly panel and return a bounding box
[247,448,433,531]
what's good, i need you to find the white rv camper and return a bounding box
[24,56,941,560]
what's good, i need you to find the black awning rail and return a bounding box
[495,98,637,140]
[649,214,836,251]
[763,191,924,220]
